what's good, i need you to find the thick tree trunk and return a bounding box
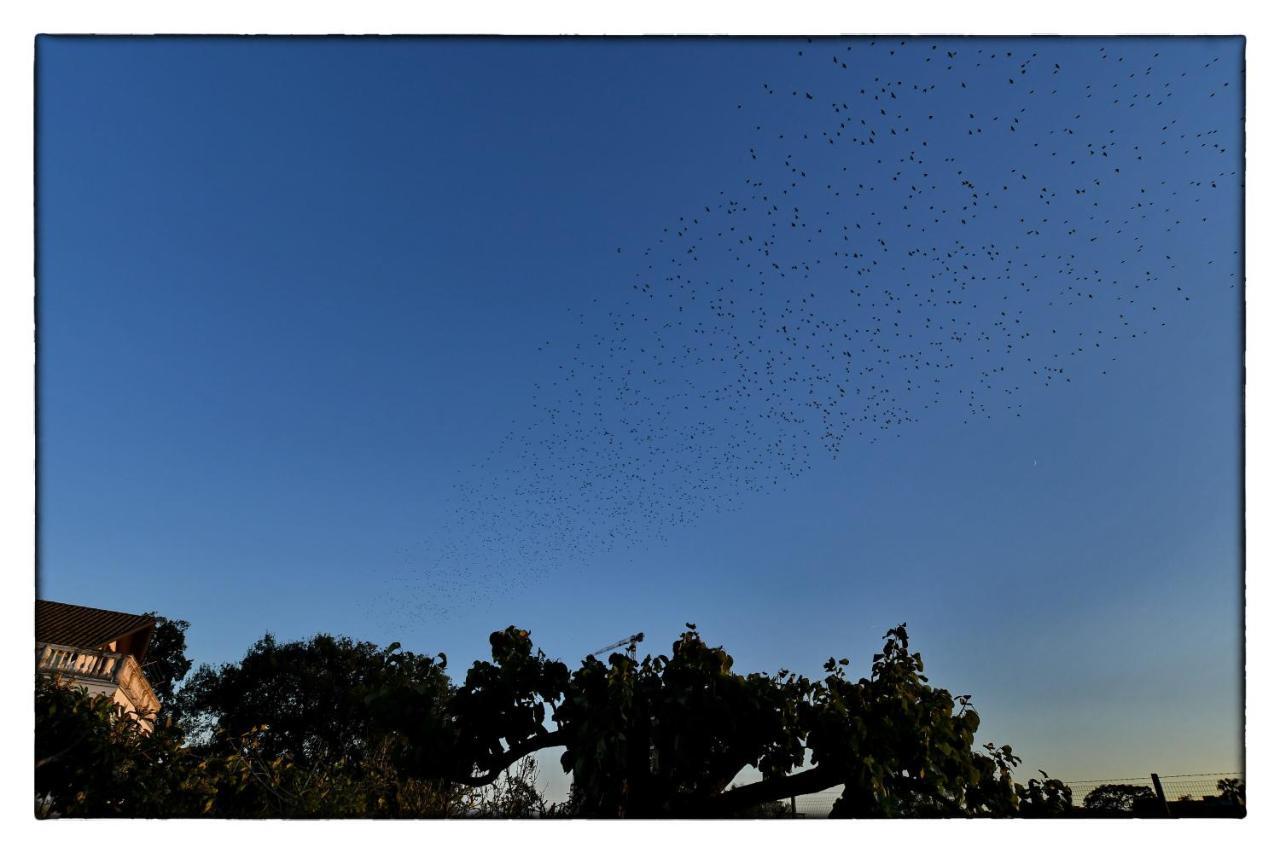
[706,765,841,816]
[452,729,567,787]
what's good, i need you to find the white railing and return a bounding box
[36,642,161,718]
[37,642,122,680]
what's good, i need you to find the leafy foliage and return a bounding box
[177,633,450,767]
[36,674,512,818]
[552,623,812,816]
[554,624,1071,817]
[1082,783,1157,814]
[35,675,213,817]
[1017,772,1074,817]
[173,632,470,816]
[38,621,1066,819]
[1215,777,1244,808]
[141,612,192,712]
[193,724,469,818]
[471,755,550,817]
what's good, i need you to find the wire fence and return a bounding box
[774,772,1244,817]
[1061,773,1164,805]
[1153,773,1243,806]
[1065,772,1243,809]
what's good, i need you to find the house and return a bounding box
[36,600,162,732]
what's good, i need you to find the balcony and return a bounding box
[36,642,161,731]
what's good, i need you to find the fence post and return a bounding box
[791,795,797,817]
[1150,773,1171,817]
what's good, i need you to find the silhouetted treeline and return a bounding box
[36,622,1102,818]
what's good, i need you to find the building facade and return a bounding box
[36,600,162,732]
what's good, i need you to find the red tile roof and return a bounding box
[35,600,156,662]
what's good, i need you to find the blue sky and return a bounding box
[36,36,1242,789]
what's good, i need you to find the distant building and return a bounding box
[36,600,161,732]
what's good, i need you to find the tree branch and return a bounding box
[452,729,568,787]
[708,765,841,814]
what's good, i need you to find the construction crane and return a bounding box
[589,632,645,660]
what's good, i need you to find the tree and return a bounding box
[176,633,451,767]
[1017,772,1074,817]
[35,675,214,817]
[424,623,1069,817]
[141,612,192,713]
[174,632,465,817]
[1216,777,1244,808]
[36,673,464,819]
[1082,783,1157,814]
[39,621,1067,819]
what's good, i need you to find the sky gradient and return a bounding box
[36,36,1243,793]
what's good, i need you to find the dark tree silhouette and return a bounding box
[35,676,212,817]
[1216,777,1244,808]
[415,623,1070,817]
[1082,783,1157,814]
[39,622,1069,818]
[141,612,192,713]
[176,633,451,767]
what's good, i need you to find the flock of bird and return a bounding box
[375,39,1241,624]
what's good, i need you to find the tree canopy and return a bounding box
[176,633,451,767]
[141,612,192,712]
[1081,783,1158,815]
[37,620,1073,818]
[435,623,1071,817]
[35,675,212,818]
